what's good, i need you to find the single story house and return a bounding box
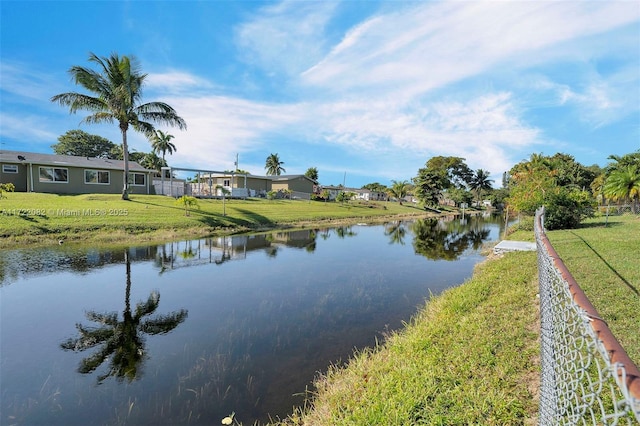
[0,150,155,195]
[158,166,318,198]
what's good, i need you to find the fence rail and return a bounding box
[535,207,640,424]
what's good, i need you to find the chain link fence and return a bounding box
[535,207,640,424]
[597,204,640,216]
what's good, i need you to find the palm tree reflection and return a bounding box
[61,250,188,383]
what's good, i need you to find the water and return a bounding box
[1,213,506,425]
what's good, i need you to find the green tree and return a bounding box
[547,153,596,189]
[141,152,166,177]
[604,165,640,213]
[413,169,445,208]
[606,151,640,173]
[469,169,493,205]
[507,159,557,214]
[425,156,473,189]
[507,153,595,228]
[150,129,176,163]
[51,52,186,200]
[388,180,410,204]
[265,153,286,176]
[362,182,388,192]
[305,167,319,181]
[52,129,116,158]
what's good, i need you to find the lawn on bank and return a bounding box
[0,192,434,247]
[545,214,640,364]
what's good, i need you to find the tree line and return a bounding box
[359,151,639,230]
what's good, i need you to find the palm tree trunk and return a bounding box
[121,128,130,200]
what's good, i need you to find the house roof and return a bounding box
[0,150,152,172]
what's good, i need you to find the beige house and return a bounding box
[0,150,154,195]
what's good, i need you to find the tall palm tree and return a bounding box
[150,129,176,163]
[604,165,640,213]
[265,153,286,176]
[469,169,493,205]
[51,52,187,200]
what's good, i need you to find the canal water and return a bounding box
[1,213,506,425]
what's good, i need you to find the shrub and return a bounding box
[543,189,595,230]
[0,183,16,199]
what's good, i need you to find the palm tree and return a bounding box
[469,169,493,205]
[141,152,166,177]
[604,165,640,213]
[388,180,410,204]
[51,52,186,200]
[150,129,176,163]
[61,251,188,383]
[265,153,286,176]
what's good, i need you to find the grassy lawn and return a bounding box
[545,214,640,365]
[0,192,434,248]
[277,251,540,425]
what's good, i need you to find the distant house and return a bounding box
[0,150,154,195]
[157,166,318,198]
[353,188,388,201]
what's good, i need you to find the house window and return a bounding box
[128,173,146,186]
[2,164,18,173]
[39,167,68,183]
[85,170,110,184]
[223,179,230,187]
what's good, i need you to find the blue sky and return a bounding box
[1,1,639,188]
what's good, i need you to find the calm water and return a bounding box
[1,214,506,425]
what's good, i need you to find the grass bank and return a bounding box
[0,193,439,248]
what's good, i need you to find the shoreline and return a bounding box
[0,211,449,250]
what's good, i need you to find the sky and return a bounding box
[1,1,639,189]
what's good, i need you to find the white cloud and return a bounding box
[146,71,216,94]
[302,1,640,100]
[234,0,339,76]
[155,95,303,171]
[0,61,66,104]
[0,113,59,143]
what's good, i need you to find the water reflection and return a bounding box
[412,216,491,260]
[1,214,508,425]
[61,250,188,383]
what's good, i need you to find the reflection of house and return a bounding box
[158,230,317,270]
[1,150,154,194]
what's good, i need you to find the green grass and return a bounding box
[0,192,432,248]
[276,251,540,426]
[545,214,640,365]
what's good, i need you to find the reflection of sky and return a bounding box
[0,215,504,425]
